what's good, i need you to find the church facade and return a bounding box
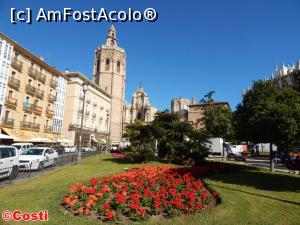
[123,85,157,128]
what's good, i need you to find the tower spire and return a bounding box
[106,24,117,47]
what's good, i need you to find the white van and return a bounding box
[12,143,33,154]
[204,138,224,156]
[0,146,19,179]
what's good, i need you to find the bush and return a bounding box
[123,145,156,163]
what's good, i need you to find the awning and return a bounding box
[91,137,98,143]
[25,137,53,143]
[0,133,15,140]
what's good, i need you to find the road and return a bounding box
[212,156,298,174]
[0,151,103,187]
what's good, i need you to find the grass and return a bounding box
[0,154,299,225]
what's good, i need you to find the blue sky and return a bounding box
[1,0,300,110]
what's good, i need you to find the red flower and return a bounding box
[117,197,126,203]
[129,203,140,210]
[81,185,87,193]
[153,200,161,208]
[88,187,95,195]
[103,202,110,210]
[78,207,83,215]
[85,208,90,216]
[106,210,114,219]
[64,196,71,204]
[139,208,146,216]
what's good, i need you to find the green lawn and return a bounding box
[0,154,299,225]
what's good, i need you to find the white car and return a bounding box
[19,147,58,170]
[64,146,76,153]
[12,143,33,154]
[0,146,19,179]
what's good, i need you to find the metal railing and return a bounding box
[8,77,21,90]
[1,118,14,128]
[11,58,23,71]
[0,151,103,187]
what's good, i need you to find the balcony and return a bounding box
[35,89,44,100]
[86,99,91,104]
[8,77,20,90]
[85,111,90,116]
[11,57,23,72]
[69,124,95,132]
[37,72,46,83]
[1,118,14,128]
[48,94,56,103]
[32,105,43,116]
[25,84,36,96]
[28,67,39,79]
[44,125,54,133]
[20,121,40,131]
[46,109,54,118]
[23,102,32,113]
[49,79,58,89]
[5,97,17,109]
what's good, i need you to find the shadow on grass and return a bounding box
[209,183,300,206]
[208,166,300,193]
[102,157,133,165]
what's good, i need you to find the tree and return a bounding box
[234,80,300,171]
[200,91,215,103]
[203,105,234,141]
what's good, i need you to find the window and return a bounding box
[105,58,110,71]
[0,147,16,159]
[8,90,13,98]
[23,114,27,122]
[96,60,100,72]
[117,61,121,73]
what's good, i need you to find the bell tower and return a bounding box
[93,24,126,142]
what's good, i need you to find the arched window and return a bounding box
[105,58,110,71]
[117,61,121,73]
[96,60,100,72]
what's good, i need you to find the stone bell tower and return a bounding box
[93,24,126,143]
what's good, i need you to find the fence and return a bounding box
[0,150,103,186]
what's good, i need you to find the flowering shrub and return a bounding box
[63,165,231,222]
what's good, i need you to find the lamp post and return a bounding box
[106,112,110,153]
[77,81,89,164]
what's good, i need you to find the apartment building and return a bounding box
[0,33,67,142]
[63,72,111,147]
[0,37,13,118]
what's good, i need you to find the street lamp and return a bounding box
[106,111,110,152]
[76,81,89,164]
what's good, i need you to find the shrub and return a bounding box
[123,145,156,163]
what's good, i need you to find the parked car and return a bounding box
[52,145,66,154]
[64,146,76,153]
[12,143,33,154]
[0,146,19,179]
[19,147,58,171]
[78,147,95,152]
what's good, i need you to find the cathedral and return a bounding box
[93,25,157,143]
[123,84,158,126]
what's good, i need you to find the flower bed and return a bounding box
[63,165,232,222]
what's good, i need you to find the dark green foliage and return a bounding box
[203,105,234,142]
[123,111,209,164]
